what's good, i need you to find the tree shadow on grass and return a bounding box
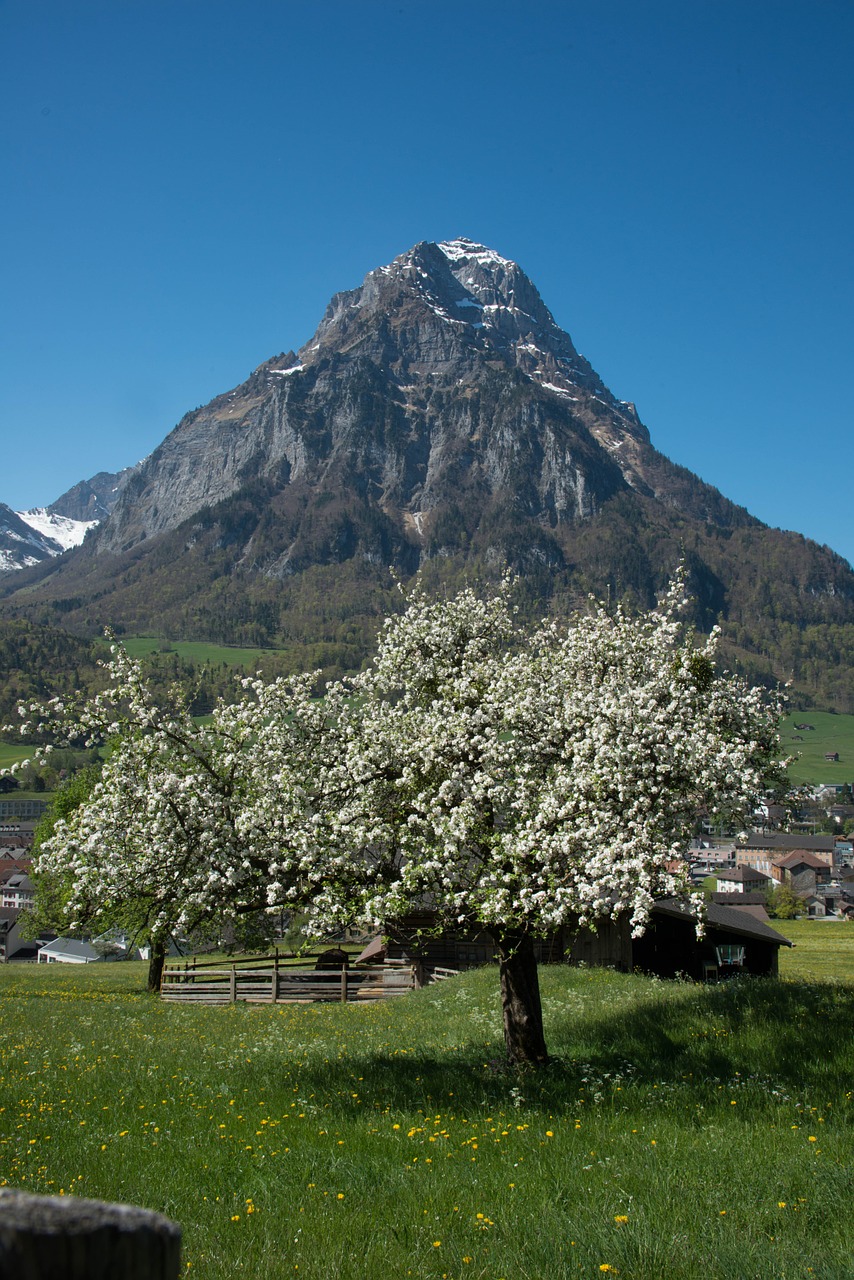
[571,975,854,1089]
[257,974,854,1118]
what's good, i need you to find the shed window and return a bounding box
[715,944,745,967]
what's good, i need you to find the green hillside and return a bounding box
[781,710,854,785]
[0,741,34,770]
[3,495,854,713]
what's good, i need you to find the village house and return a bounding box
[36,938,103,965]
[834,838,854,867]
[0,821,37,846]
[0,908,54,962]
[687,845,736,883]
[0,909,29,962]
[0,798,48,821]
[771,851,833,895]
[0,872,35,910]
[735,833,835,875]
[715,866,773,895]
[0,855,33,888]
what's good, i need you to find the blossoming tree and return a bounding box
[308,575,785,1063]
[13,575,783,1058]
[13,642,348,989]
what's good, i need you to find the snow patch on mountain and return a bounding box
[17,508,99,552]
[0,549,42,571]
[540,382,580,399]
[438,238,515,269]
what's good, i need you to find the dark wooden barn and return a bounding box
[378,899,790,982]
[630,899,791,980]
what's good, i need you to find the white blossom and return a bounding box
[13,574,784,963]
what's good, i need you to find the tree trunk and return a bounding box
[492,931,549,1065]
[147,937,166,993]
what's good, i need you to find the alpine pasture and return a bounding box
[1,955,851,1279]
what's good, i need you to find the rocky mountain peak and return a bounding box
[297,239,649,466]
[48,469,134,523]
[4,237,853,713]
[10,238,752,565]
[303,237,583,381]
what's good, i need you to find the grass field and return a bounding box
[1,958,851,1280]
[0,740,36,769]
[773,919,854,982]
[781,711,854,786]
[120,637,289,668]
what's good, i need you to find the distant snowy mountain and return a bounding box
[0,468,132,573]
[0,505,64,572]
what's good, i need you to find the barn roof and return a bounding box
[652,899,792,947]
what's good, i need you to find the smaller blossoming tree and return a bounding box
[10,641,348,989]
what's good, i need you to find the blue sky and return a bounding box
[2,0,852,566]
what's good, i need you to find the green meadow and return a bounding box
[773,919,854,982]
[780,711,854,786]
[119,637,289,668]
[1,956,851,1280]
[0,740,33,770]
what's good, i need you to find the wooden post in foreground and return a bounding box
[0,1189,181,1280]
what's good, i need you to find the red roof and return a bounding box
[774,851,829,870]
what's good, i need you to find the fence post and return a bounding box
[229,967,236,1002]
[0,1188,181,1279]
[340,967,347,1003]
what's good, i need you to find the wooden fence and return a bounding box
[160,957,433,1005]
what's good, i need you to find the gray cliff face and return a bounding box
[49,469,134,523]
[95,238,751,560]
